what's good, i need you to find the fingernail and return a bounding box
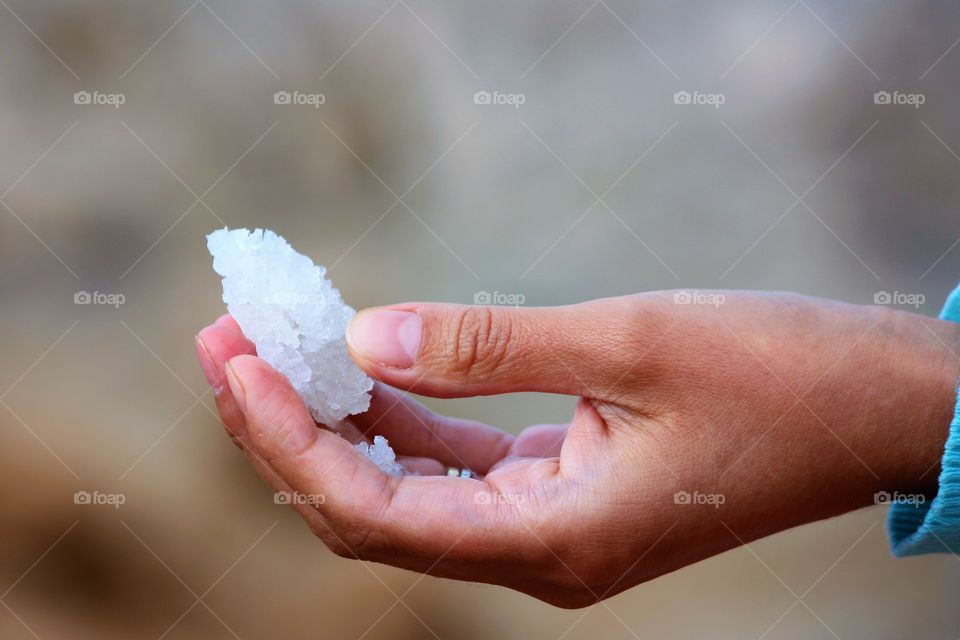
[195,335,223,394]
[347,310,422,368]
[225,361,248,413]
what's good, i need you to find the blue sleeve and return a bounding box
[888,283,960,556]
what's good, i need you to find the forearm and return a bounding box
[645,297,960,554]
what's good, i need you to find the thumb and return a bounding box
[346,297,650,399]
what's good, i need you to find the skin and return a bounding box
[194,291,960,608]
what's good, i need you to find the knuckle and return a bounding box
[444,306,514,380]
[601,297,660,358]
[330,525,399,561]
[327,536,360,559]
[324,475,398,559]
[585,296,669,389]
[342,527,385,559]
[309,523,359,559]
[329,543,355,559]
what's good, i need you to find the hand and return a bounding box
[195,292,960,607]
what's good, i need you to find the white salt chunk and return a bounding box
[207,228,403,475]
[208,227,373,425]
[355,436,405,476]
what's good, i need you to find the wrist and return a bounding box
[866,307,960,497]
[720,303,960,542]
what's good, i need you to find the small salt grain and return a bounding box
[354,436,404,477]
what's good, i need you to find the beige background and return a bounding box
[2,1,960,638]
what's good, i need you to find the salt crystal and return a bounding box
[207,228,403,475]
[355,436,405,476]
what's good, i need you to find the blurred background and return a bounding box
[2,1,960,638]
